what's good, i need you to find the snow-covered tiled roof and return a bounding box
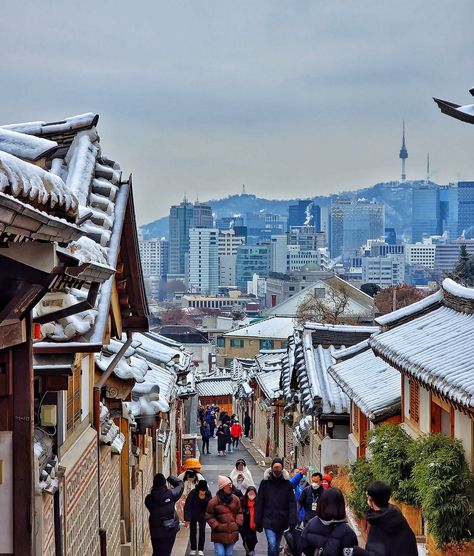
[370,305,474,409]
[225,316,294,339]
[370,279,474,410]
[328,346,401,421]
[134,331,191,373]
[255,350,286,372]
[196,376,233,397]
[255,369,282,400]
[0,127,58,161]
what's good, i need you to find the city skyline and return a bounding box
[0,1,473,224]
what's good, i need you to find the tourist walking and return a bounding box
[230,458,254,495]
[230,420,243,449]
[205,475,244,556]
[223,423,233,453]
[349,481,418,556]
[216,423,228,456]
[184,479,212,556]
[206,411,217,437]
[176,459,205,521]
[201,421,212,454]
[255,457,297,556]
[145,473,184,556]
[244,411,252,437]
[300,487,358,556]
[240,485,259,556]
[298,472,324,524]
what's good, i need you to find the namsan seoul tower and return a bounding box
[399,120,408,181]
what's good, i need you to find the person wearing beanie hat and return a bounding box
[206,475,243,555]
[230,458,254,495]
[145,474,184,556]
[255,458,297,556]
[184,479,212,556]
[322,473,333,489]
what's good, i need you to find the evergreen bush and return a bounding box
[368,423,418,506]
[348,457,375,518]
[410,434,473,547]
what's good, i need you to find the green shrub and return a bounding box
[410,434,474,546]
[348,457,375,519]
[368,423,418,506]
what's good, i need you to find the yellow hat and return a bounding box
[183,457,202,471]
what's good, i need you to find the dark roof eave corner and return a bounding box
[319,413,349,423]
[119,174,149,330]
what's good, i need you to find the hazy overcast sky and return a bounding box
[1,1,473,223]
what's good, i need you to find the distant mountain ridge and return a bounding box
[141,180,440,240]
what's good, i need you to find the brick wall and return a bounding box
[63,431,100,556]
[99,446,121,556]
[42,493,55,556]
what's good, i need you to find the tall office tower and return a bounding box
[384,228,397,245]
[399,121,408,181]
[288,225,327,251]
[330,199,385,260]
[457,181,474,238]
[139,238,169,278]
[168,200,213,278]
[218,229,246,287]
[288,200,321,231]
[246,211,288,243]
[235,244,270,290]
[412,184,441,242]
[188,228,219,294]
[215,215,245,230]
[270,235,288,273]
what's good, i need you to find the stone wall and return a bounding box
[99,445,121,556]
[42,493,55,556]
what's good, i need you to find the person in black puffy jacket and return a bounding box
[300,487,358,556]
[184,480,212,555]
[145,473,184,556]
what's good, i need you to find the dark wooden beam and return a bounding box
[12,317,34,555]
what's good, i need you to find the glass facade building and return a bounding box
[411,185,441,242]
[235,244,270,290]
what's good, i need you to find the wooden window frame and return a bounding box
[409,379,420,425]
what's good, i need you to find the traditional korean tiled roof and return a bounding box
[134,331,192,373]
[328,341,401,421]
[255,368,282,400]
[99,403,125,453]
[196,370,233,397]
[255,349,286,372]
[371,279,474,410]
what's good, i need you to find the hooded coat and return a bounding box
[254,468,297,533]
[230,461,254,494]
[300,517,358,556]
[352,504,418,556]
[145,476,184,538]
[205,491,244,544]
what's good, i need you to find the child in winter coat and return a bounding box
[240,486,259,556]
[184,480,212,556]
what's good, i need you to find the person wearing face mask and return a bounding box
[240,486,259,556]
[205,475,244,556]
[184,480,212,556]
[298,472,324,524]
[255,457,297,556]
[230,458,254,495]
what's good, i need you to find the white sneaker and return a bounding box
[198,552,204,556]
[190,551,196,556]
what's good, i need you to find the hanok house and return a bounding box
[282,323,379,473]
[328,340,401,461]
[249,350,285,459]
[370,278,474,470]
[0,126,83,555]
[0,112,151,556]
[196,369,234,417]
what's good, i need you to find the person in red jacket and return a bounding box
[230,420,243,449]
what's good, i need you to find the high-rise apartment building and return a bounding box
[457,181,474,238]
[139,238,169,277]
[361,254,405,286]
[168,200,213,279]
[412,184,441,242]
[270,235,288,274]
[188,228,219,294]
[330,200,385,260]
[235,244,270,290]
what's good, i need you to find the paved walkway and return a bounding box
[177,435,269,556]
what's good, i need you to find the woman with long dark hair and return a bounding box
[300,487,358,556]
[240,486,259,556]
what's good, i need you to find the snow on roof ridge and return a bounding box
[0,127,58,161]
[442,278,474,300]
[375,289,443,326]
[334,339,371,360]
[2,113,99,136]
[304,322,379,333]
[0,150,78,213]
